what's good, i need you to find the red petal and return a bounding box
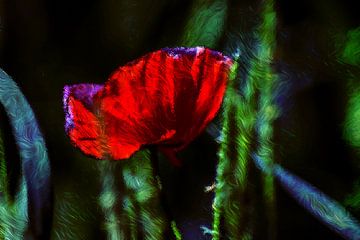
[67,96,104,159]
[65,47,233,161]
[95,47,232,159]
[163,47,233,150]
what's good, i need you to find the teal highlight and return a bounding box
[0,129,28,239]
[0,68,52,239]
[0,175,28,240]
[253,154,360,240]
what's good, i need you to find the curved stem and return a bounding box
[0,68,52,239]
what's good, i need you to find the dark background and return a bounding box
[1,0,360,239]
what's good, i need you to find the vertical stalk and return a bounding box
[122,150,168,240]
[97,150,170,240]
[253,1,278,239]
[213,0,279,239]
[181,1,228,239]
[98,160,124,240]
[213,60,255,240]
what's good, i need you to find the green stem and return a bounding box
[213,61,255,240]
[0,126,28,240]
[122,150,168,240]
[254,1,278,238]
[98,161,124,240]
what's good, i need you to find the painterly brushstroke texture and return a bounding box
[179,3,230,238]
[64,47,232,240]
[252,1,279,238]
[122,150,167,240]
[64,47,233,162]
[212,0,279,239]
[212,59,255,240]
[98,161,125,240]
[51,191,96,240]
[97,150,169,240]
[181,0,228,47]
[0,68,52,239]
[253,154,360,240]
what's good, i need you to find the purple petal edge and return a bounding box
[63,83,103,132]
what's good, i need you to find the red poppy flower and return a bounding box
[64,47,233,163]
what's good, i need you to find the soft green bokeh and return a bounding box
[345,181,360,209]
[342,27,360,153]
[341,27,360,211]
[181,0,228,48]
[340,27,360,66]
[344,87,360,152]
